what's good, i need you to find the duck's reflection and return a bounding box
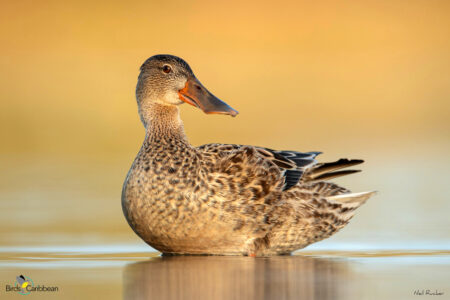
[123,255,352,300]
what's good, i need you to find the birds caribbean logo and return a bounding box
[15,275,34,295]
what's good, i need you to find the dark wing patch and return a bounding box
[283,170,304,190]
[256,148,321,191]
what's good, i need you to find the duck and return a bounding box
[122,54,375,256]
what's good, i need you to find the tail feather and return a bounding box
[327,191,376,204]
[325,191,376,223]
[305,159,364,182]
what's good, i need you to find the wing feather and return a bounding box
[198,144,364,191]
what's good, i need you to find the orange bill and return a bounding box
[178,77,239,117]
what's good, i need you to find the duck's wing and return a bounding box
[198,144,364,191]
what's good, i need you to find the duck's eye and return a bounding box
[162,65,172,74]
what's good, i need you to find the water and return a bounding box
[1,245,448,300]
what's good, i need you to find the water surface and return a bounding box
[1,245,448,300]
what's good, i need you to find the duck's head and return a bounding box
[136,54,238,118]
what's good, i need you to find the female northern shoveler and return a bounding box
[122,54,375,256]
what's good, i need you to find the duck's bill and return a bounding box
[178,77,239,117]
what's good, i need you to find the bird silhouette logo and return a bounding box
[15,275,34,295]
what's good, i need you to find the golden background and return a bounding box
[0,0,449,248]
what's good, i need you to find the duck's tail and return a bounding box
[304,158,364,182]
[327,190,376,205]
[326,190,376,220]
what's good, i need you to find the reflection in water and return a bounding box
[123,255,353,300]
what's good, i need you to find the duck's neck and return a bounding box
[140,103,188,144]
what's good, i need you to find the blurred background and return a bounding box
[1,0,449,250]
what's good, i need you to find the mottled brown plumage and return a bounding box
[122,54,375,256]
